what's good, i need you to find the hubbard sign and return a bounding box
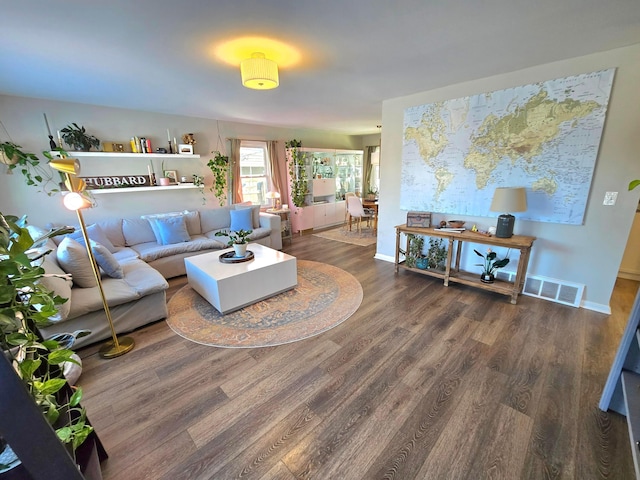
[80,175,152,189]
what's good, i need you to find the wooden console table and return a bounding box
[394,224,536,304]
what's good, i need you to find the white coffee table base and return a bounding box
[185,244,297,314]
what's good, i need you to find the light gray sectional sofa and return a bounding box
[34,205,281,348]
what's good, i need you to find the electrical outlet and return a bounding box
[603,191,618,206]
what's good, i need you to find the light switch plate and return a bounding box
[603,191,618,205]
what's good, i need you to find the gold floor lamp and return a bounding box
[50,158,135,359]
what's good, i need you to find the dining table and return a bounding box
[361,198,379,232]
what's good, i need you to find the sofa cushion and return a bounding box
[230,208,253,232]
[123,217,156,246]
[182,210,201,235]
[70,224,118,253]
[66,260,167,320]
[56,237,97,288]
[131,235,226,262]
[90,240,124,279]
[200,206,232,233]
[153,216,191,245]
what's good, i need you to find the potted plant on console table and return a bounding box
[474,248,510,283]
[215,229,253,257]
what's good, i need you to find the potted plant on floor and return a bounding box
[285,139,307,208]
[215,229,253,257]
[0,213,95,471]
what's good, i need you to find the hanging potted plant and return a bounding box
[0,142,64,196]
[207,151,229,206]
[60,124,100,151]
[285,139,307,208]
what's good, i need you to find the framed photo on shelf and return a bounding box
[164,170,178,184]
[178,144,193,154]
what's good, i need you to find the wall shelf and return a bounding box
[53,152,200,159]
[88,184,200,195]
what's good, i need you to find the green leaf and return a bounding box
[69,386,83,407]
[48,349,74,365]
[629,179,640,191]
[19,358,42,378]
[38,378,67,395]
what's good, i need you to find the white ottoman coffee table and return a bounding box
[184,244,297,314]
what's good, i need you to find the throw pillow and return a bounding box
[69,224,118,253]
[142,212,183,244]
[90,240,124,279]
[229,208,253,232]
[234,204,260,228]
[153,216,191,245]
[56,237,97,288]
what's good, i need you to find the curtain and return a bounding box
[230,138,242,204]
[363,146,376,195]
[267,140,288,207]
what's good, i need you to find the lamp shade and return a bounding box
[265,191,280,200]
[241,52,279,90]
[64,176,87,193]
[49,158,81,175]
[63,192,93,211]
[490,187,527,213]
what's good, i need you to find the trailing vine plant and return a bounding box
[207,151,229,206]
[0,213,94,451]
[0,142,66,196]
[285,139,307,207]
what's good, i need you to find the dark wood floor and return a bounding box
[78,233,637,479]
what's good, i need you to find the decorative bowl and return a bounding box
[447,220,465,228]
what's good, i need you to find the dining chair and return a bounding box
[344,192,356,224]
[346,195,373,233]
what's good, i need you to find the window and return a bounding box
[239,141,270,205]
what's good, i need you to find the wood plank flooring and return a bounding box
[77,233,637,479]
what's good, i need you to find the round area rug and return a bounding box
[166,260,363,348]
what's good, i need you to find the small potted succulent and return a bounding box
[474,248,510,283]
[215,229,253,257]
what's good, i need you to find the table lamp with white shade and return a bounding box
[490,187,527,238]
[265,190,281,209]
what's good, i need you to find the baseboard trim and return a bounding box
[374,253,395,263]
[580,300,612,314]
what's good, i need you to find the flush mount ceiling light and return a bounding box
[240,52,279,90]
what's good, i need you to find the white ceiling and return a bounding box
[2,1,640,135]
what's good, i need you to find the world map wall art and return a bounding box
[401,69,615,224]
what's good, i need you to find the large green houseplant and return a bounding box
[285,139,307,208]
[0,213,93,457]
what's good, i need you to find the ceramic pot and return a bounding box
[415,258,428,270]
[158,177,171,186]
[480,273,495,283]
[233,243,248,257]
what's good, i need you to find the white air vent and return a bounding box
[498,270,584,308]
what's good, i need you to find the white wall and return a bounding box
[377,43,640,312]
[0,95,364,227]
[620,211,640,281]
